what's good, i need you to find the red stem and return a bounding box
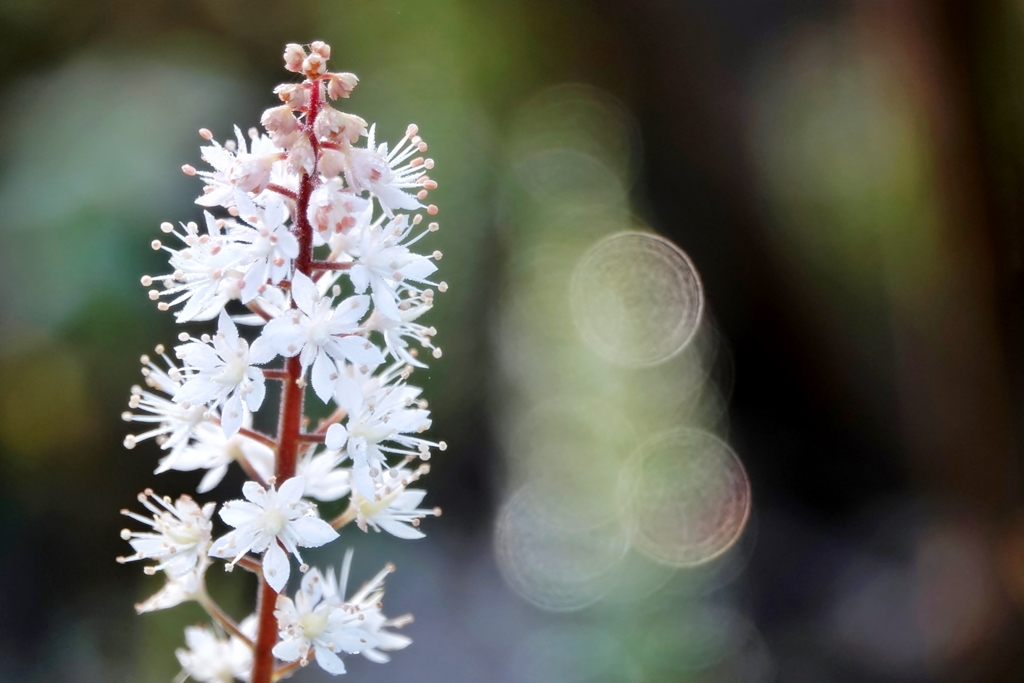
[249,77,323,683]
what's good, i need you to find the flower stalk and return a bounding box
[119,41,445,682]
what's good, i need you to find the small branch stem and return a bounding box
[330,505,358,530]
[272,660,305,681]
[239,427,278,451]
[263,368,289,380]
[246,302,274,322]
[310,260,352,271]
[237,556,263,574]
[296,433,326,444]
[267,183,298,200]
[199,591,254,648]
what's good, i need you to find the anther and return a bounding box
[199,128,213,140]
[432,348,442,359]
[181,164,196,176]
[427,205,439,216]
[432,251,442,260]
[157,303,169,311]
[151,240,162,250]
[160,222,174,233]
[438,282,448,293]
[428,222,439,232]
[140,275,153,286]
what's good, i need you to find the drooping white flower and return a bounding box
[210,477,338,593]
[252,272,383,402]
[175,615,258,683]
[344,124,431,217]
[352,467,438,540]
[174,310,268,437]
[117,490,215,579]
[363,292,438,367]
[122,347,211,456]
[147,213,249,323]
[156,418,274,494]
[195,126,293,210]
[135,567,204,614]
[272,553,410,675]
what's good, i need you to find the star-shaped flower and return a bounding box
[210,477,338,593]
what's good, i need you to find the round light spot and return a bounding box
[495,485,628,611]
[571,231,704,367]
[619,429,750,567]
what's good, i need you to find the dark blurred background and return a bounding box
[1,0,1023,681]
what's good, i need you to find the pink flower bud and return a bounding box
[274,83,308,110]
[283,43,306,72]
[325,72,359,100]
[303,53,327,80]
[309,41,331,60]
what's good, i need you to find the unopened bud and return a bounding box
[326,72,358,99]
[274,83,308,109]
[283,43,306,72]
[303,52,328,79]
[309,41,331,59]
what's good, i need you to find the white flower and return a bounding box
[327,370,438,499]
[175,615,257,683]
[156,418,274,494]
[227,193,299,303]
[118,490,214,579]
[174,310,268,437]
[196,126,293,209]
[252,271,383,402]
[352,467,437,540]
[298,448,352,502]
[307,178,370,245]
[344,124,431,217]
[210,477,339,593]
[135,567,203,614]
[348,213,438,322]
[272,552,410,675]
[122,347,210,455]
[363,293,438,367]
[147,213,248,323]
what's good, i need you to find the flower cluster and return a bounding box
[119,41,444,682]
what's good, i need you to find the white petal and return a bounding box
[290,272,320,317]
[325,424,348,451]
[314,646,347,675]
[377,518,426,540]
[311,351,335,403]
[277,476,306,506]
[289,517,339,548]
[263,542,290,593]
[221,393,244,437]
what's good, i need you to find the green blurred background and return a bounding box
[2,0,1024,681]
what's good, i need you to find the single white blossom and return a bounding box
[352,467,438,540]
[122,347,210,455]
[174,310,268,437]
[117,490,214,579]
[253,271,383,402]
[272,553,410,675]
[175,615,257,683]
[210,477,338,593]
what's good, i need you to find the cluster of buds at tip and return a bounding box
[118,41,445,683]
